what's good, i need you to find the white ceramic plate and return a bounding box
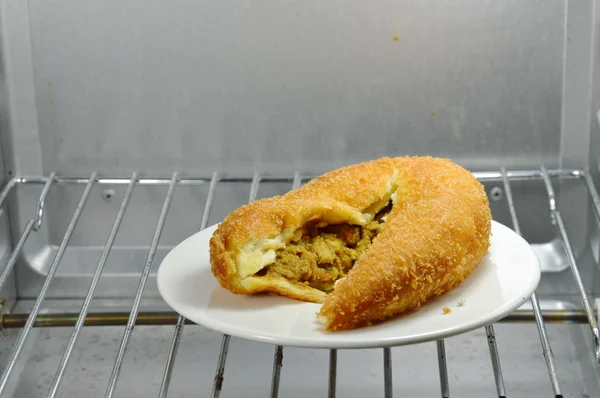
[157,220,541,349]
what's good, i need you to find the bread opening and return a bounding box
[255,202,392,292]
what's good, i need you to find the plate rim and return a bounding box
[157,220,541,349]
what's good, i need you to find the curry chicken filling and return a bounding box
[256,204,392,292]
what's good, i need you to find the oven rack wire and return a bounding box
[0,168,596,398]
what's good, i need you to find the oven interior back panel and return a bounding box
[5,0,564,177]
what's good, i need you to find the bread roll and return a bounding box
[209,156,492,330]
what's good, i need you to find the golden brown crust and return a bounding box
[209,156,492,330]
[209,157,400,303]
[210,157,398,255]
[316,157,491,330]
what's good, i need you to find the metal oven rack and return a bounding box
[0,167,598,398]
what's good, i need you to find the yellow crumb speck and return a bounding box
[47,82,52,87]
[430,112,435,117]
[457,300,465,307]
[393,36,399,41]
[442,307,451,314]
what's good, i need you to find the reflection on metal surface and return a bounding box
[14,169,583,186]
[530,240,569,272]
[502,167,563,396]
[541,167,600,366]
[0,309,591,329]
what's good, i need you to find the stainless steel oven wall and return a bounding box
[586,1,600,307]
[590,0,600,181]
[2,0,592,302]
[0,149,15,308]
[4,0,566,177]
[0,30,16,306]
[0,0,47,307]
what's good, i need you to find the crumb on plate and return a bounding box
[442,307,451,314]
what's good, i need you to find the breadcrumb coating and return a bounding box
[209,156,492,331]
